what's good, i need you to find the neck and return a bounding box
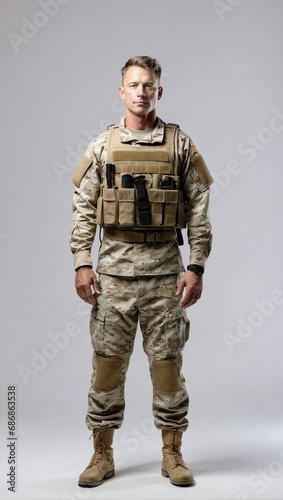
[124,110,157,130]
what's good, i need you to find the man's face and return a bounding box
[119,65,163,118]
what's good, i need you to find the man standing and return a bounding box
[70,56,213,488]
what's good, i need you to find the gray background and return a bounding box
[0,0,283,499]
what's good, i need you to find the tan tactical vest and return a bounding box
[96,124,186,230]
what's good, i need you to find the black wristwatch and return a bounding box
[187,264,204,275]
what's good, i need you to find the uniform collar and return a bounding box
[118,117,165,144]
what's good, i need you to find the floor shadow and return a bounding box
[191,451,267,476]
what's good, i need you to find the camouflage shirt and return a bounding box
[70,117,212,276]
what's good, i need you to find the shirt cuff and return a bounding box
[73,251,93,270]
[189,254,206,269]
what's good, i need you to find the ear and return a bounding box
[157,86,163,100]
[119,86,125,101]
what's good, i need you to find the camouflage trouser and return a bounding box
[86,273,190,432]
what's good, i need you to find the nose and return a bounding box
[137,84,146,97]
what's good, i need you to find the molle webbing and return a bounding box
[96,123,186,231]
[107,123,179,176]
[112,164,172,174]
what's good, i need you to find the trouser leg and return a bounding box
[139,274,190,431]
[86,274,138,430]
[86,351,131,430]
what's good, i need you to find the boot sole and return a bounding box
[161,468,195,487]
[78,469,115,488]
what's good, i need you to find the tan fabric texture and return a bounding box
[86,273,190,432]
[93,354,122,391]
[70,117,213,271]
[152,359,182,392]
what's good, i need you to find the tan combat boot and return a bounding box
[161,430,195,487]
[78,428,115,487]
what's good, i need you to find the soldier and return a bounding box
[70,55,213,488]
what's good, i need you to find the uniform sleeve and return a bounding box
[69,145,102,270]
[180,135,213,268]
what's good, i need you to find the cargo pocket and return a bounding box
[164,308,190,354]
[118,188,135,226]
[90,308,106,353]
[90,306,132,356]
[148,189,165,226]
[102,188,118,225]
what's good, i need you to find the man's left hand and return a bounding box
[176,271,203,308]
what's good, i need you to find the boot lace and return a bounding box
[170,445,186,469]
[88,432,109,467]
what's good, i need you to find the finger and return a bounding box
[85,294,97,306]
[179,286,193,306]
[180,295,199,308]
[84,289,97,305]
[92,281,101,295]
[175,280,185,296]
[77,285,96,305]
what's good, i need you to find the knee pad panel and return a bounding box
[152,358,181,392]
[94,354,122,391]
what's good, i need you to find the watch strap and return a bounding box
[187,264,204,275]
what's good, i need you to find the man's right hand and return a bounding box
[75,266,101,305]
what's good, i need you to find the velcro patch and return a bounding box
[72,155,93,188]
[112,150,170,162]
[191,153,213,188]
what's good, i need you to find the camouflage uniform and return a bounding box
[70,117,212,432]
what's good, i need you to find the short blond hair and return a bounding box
[121,56,162,82]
